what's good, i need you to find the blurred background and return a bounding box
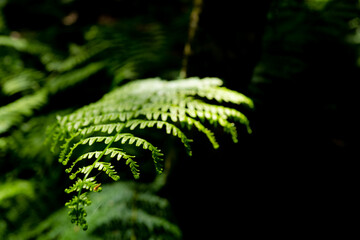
[0,0,358,239]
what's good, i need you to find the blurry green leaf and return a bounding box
[0,180,35,202]
[305,0,331,10]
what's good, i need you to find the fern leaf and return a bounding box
[93,162,120,181]
[113,133,164,173]
[0,90,48,134]
[65,192,91,230]
[46,62,105,94]
[104,148,135,161]
[58,133,79,164]
[81,136,114,146]
[45,42,108,72]
[65,148,134,174]
[65,177,98,194]
[49,77,253,230]
[69,166,93,180]
[125,119,192,155]
[126,157,140,179]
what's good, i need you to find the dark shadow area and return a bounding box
[178,0,358,238]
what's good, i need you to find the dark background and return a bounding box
[169,0,358,238]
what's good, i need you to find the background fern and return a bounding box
[24,180,181,240]
[0,1,190,238]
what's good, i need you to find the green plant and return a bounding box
[1,0,255,237]
[0,21,165,136]
[49,77,253,230]
[0,14,170,238]
[26,180,182,240]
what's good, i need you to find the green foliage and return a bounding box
[0,179,35,202]
[49,77,253,230]
[0,20,165,135]
[0,180,37,239]
[26,180,181,240]
[0,0,356,238]
[305,0,331,11]
[0,0,192,236]
[0,6,173,238]
[0,0,255,238]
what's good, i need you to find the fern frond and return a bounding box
[0,35,52,56]
[49,77,253,229]
[0,89,48,134]
[45,42,108,72]
[46,62,105,94]
[2,69,44,96]
[65,192,91,229]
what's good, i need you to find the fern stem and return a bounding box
[86,135,119,181]
[76,132,120,222]
[179,0,203,78]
